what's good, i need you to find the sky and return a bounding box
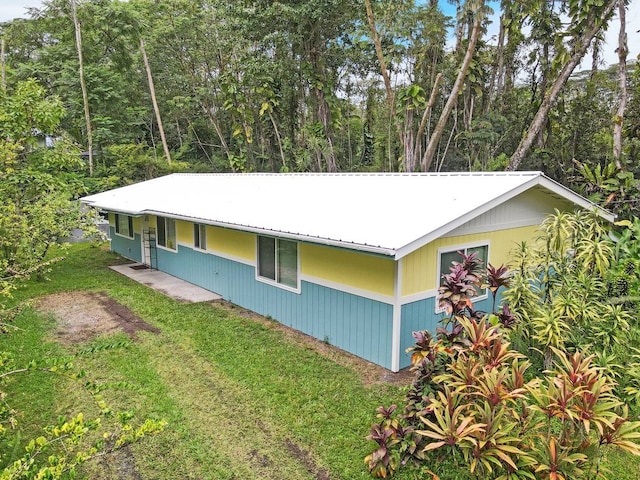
[0,0,639,68]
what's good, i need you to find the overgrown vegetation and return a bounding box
[1,1,637,183]
[365,211,640,479]
[0,80,166,478]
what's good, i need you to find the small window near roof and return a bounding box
[194,224,207,250]
[257,236,298,290]
[438,244,488,292]
[114,214,133,238]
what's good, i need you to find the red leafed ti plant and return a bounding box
[364,257,640,479]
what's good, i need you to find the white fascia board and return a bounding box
[536,176,616,222]
[80,200,144,217]
[393,178,541,260]
[393,174,615,260]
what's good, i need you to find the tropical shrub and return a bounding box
[365,243,640,479]
[503,211,640,403]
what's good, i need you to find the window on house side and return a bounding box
[157,216,177,250]
[257,236,298,289]
[194,224,207,250]
[115,214,133,238]
[438,244,488,291]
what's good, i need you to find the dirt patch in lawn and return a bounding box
[284,439,331,480]
[36,291,160,344]
[217,301,414,388]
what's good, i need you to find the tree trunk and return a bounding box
[364,0,394,110]
[485,14,505,114]
[1,37,5,92]
[421,6,483,172]
[267,110,286,171]
[613,0,627,167]
[70,0,93,176]
[413,73,443,165]
[308,32,337,172]
[507,0,618,171]
[140,37,171,164]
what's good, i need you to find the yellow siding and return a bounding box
[108,212,114,225]
[300,244,395,297]
[401,225,538,296]
[207,226,255,261]
[177,220,192,245]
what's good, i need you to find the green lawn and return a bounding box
[0,243,412,479]
[1,243,639,479]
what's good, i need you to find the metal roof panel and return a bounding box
[81,172,611,258]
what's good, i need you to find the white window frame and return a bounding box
[435,241,489,313]
[194,223,207,250]
[114,213,134,239]
[255,236,300,293]
[156,216,177,252]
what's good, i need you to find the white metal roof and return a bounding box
[80,172,613,259]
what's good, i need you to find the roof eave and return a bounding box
[537,175,616,222]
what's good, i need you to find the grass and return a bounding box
[1,243,640,479]
[0,244,410,479]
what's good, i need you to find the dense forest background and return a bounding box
[1,0,638,216]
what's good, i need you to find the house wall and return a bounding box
[397,225,538,369]
[105,190,567,371]
[144,217,396,369]
[108,213,142,262]
[396,188,565,369]
[300,244,395,300]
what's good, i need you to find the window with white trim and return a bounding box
[114,214,133,238]
[194,224,207,250]
[257,236,298,289]
[438,243,489,295]
[157,216,177,250]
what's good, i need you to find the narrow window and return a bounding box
[115,214,133,238]
[194,224,207,250]
[157,216,176,250]
[258,236,276,281]
[257,236,298,289]
[277,239,298,288]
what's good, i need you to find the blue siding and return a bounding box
[110,228,142,262]
[155,245,395,369]
[399,295,495,369]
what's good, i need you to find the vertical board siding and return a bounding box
[300,243,395,297]
[110,227,142,262]
[155,245,394,369]
[399,295,496,369]
[207,226,255,261]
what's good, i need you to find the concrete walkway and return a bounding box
[110,264,222,303]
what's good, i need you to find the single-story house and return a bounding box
[80,172,613,371]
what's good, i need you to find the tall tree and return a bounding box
[421,0,485,171]
[507,0,619,171]
[613,0,628,166]
[70,0,93,175]
[139,36,171,164]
